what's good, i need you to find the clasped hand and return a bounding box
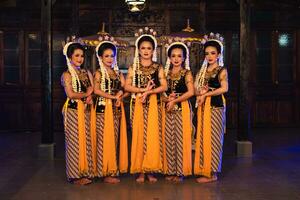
[196,85,209,106]
[140,80,155,103]
[114,90,124,107]
[166,92,176,112]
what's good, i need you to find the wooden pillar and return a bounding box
[109,10,113,34]
[39,0,55,159]
[165,8,170,34]
[70,0,79,36]
[296,30,300,125]
[199,0,206,34]
[237,0,252,157]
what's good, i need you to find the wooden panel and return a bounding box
[254,100,274,126]
[0,101,24,130]
[24,102,42,130]
[275,101,294,125]
[23,87,41,130]
[226,97,238,128]
[53,86,66,131]
[0,3,299,131]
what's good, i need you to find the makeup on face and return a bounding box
[101,49,115,68]
[170,48,184,67]
[205,46,220,65]
[71,49,84,67]
[139,41,154,60]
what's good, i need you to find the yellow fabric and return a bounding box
[161,102,167,173]
[90,104,97,174]
[181,100,192,176]
[62,99,70,137]
[102,99,117,176]
[222,95,226,105]
[77,100,89,174]
[222,95,227,134]
[142,94,162,172]
[119,102,128,173]
[130,96,145,173]
[194,96,212,178]
[62,98,69,114]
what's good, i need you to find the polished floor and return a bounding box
[0,128,300,200]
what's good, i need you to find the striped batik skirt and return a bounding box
[95,111,121,177]
[63,108,93,180]
[164,110,185,176]
[130,103,163,173]
[198,107,226,174]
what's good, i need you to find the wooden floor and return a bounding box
[0,128,300,200]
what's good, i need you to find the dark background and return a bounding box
[0,0,299,132]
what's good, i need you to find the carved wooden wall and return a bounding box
[0,0,299,131]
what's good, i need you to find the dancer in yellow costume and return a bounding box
[125,27,167,183]
[61,41,94,185]
[92,37,128,184]
[194,33,228,183]
[161,40,194,182]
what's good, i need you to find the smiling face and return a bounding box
[138,41,154,60]
[170,48,184,68]
[204,46,220,66]
[70,49,84,67]
[100,48,115,68]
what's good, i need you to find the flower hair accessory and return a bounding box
[62,36,85,93]
[134,26,158,63]
[95,35,119,105]
[131,27,158,98]
[200,32,224,67]
[95,35,119,71]
[195,32,225,95]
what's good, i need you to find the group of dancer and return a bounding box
[61,28,228,185]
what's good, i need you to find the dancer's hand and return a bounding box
[146,79,155,91]
[168,92,176,102]
[166,100,175,112]
[86,95,93,105]
[197,95,206,106]
[115,99,121,107]
[114,90,123,100]
[161,95,169,103]
[86,86,93,96]
[140,91,149,103]
[199,85,208,96]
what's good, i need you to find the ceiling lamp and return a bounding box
[125,0,146,12]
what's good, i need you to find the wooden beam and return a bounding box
[199,0,206,34]
[40,0,53,144]
[70,0,79,36]
[238,0,251,141]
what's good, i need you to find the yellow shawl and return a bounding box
[63,99,88,174]
[194,95,226,177]
[142,94,162,172]
[130,94,162,173]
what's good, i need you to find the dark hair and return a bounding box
[67,43,85,58]
[137,35,155,49]
[97,43,117,57]
[167,44,187,59]
[204,40,221,54]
